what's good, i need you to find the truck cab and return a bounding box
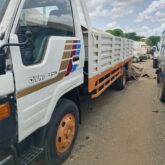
[0,0,84,164]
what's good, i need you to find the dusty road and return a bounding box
[35,60,165,165]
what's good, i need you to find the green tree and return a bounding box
[106,29,124,37]
[124,32,144,41]
[146,36,160,46]
[145,39,152,46]
[106,29,144,41]
[106,29,160,45]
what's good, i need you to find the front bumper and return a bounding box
[0,95,17,165]
[0,95,17,152]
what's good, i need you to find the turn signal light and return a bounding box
[0,102,11,120]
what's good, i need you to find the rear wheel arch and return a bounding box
[61,88,80,110]
[61,88,81,123]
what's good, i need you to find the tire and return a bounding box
[157,72,161,84]
[160,80,165,102]
[114,68,127,90]
[153,59,158,69]
[44,99,79,165]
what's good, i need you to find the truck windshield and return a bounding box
[0,0,10,24]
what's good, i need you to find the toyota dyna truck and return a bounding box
[0,0,133,164]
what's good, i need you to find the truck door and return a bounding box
[9,0,83,141]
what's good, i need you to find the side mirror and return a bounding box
[25,31,32,39]
[0,30,32,75]
[0,30,32,52]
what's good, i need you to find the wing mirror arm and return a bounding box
[0,31,32,75]
[0,31,32,51]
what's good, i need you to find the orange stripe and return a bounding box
[63,52,72,59]
[91,71,122,99]
[88,57,132,94]
[59,60,70,71]
[65,45,73,50]
[66,40,73,44]
[94,69,122,90]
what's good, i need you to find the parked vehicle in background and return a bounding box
[133,55,140,63]
[153,39,164,69]
[133,41,148,62]
[153,45,160,68]
[0,0,133,164]
[156,31,165,102]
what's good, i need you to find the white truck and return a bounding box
[153,35,164,69]
[133,41,148,61]
[0,0,133,164]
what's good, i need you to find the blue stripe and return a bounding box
[76,50,81,56]
[72,65,78,72]
[77,44,81,49]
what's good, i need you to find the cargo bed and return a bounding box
[82,26,133,98]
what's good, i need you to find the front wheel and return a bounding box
[44,99,79,165]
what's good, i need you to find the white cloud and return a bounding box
[155,11,165,22]
[109,0,141,19]
[77,0,164,37]
[138,23,165,36]
[135,0,165,36]
[85,0,108,17]
[124,26,134,33]
[142,26,149,30]
[85,0,142,19]
[106,21,117,28]
[136,0,165,22]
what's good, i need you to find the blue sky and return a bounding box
[84,0,165,37]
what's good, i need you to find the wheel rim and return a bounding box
[56,114,76,153]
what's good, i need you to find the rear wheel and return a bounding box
[157,72,161,84]
[114,68,127,90]
[44,99,79,165]
[153,59,158,69]
[160,79,165,103]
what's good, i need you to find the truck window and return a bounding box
[16,0,75,66]
[0,0,10,24]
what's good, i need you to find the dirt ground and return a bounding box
[35,59,165,165]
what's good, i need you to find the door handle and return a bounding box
[72,56,80,62]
